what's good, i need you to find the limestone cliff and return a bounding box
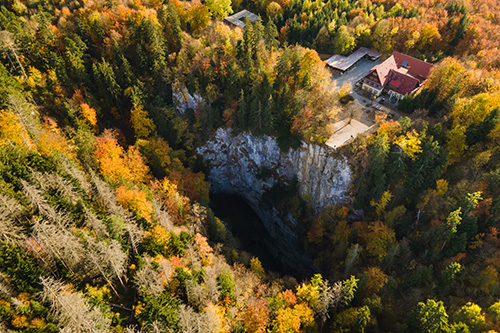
[197,128,352,276]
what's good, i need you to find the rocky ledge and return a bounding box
[197,128,352,276]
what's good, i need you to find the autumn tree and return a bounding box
[94,130,150,183]
[453,302,485,333]
[0,110,32,150]
[131,105,156,140]
[414,299,451,333]
[116,186,153,223]
[206,0,233,19]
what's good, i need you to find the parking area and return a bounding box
[331,58,381,90]
[325,118,375,149]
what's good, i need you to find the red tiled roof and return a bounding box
[385,70,419,96]
[370,55,398,86]
[392,51,433,81]
[388,79,401,88]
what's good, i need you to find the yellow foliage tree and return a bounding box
[271,303,315,333]
[296,282,319,310]
[242,299,269,333]
[451,93,500,129]
[124,145,151,183]
[152,178,191,222]
[37,128,76,160]
[370,191,393,216]
[250,257,265,278]
[272,307,301,333]
[143,225,170,254]
[376,120,401,142]
[116,186,153,222]
[362,267,388,297]
[425,57,465,101]
[204,303,228,332]
[339,82,352,99]
[131,105,156,140]
[363,221,396,261]
[137,137,174,170]
[0,110,33,149]
[394,129,422,160]
[446,125,468,164]
[436,179,449,196]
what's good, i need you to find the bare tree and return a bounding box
[8,93,40,136]
[90,173,124,216]
[0,193,25,243]
[30,170,79,204]
[40,276,113,333]
[184,243,202,272]
[133,260,165,297]
[186,279,208,310]
[21,179,56,218]
[178,304,212,333]
[20,179,73,230]
[203,273,221,306]
[153,199,174,231]
[125,323,173,333]
[317,279,343,327]
[178,304,198,333]
[0,31,28,80]
[32,218,85,274]
[58,156,92,194]
[344,244,360,277]
[0,272,14,298]
[82,231,127,295]
[83,206,109,238]
[231,263,261,308]
[90,174,144,253]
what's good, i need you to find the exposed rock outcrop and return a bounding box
[197,128,352,277]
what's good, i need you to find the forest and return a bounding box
[1,0,500,332]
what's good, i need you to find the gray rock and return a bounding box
[197,128,352,277]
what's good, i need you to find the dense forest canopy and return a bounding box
[1,0,500,332]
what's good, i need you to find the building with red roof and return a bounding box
[362,55,398,96]
[361,51,433,103]
[385,70,420,101]
[392,51,433,81]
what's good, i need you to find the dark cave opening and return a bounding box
[209,192,292,277]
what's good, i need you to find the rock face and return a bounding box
[197,128,352,277]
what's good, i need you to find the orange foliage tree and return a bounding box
[168,170,210,204]
[116,186,153,222]
[242,299,270,333]
[37,117,76,159]
[80,103,97,130]
[94,130,150,183]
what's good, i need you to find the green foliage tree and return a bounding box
[0,241,43,294]
[206,0,233,19]
[333,26,356,55]
[217,271,236,302]
[414,299,451,333]
[136,291,180,328]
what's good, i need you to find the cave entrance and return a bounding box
[209,193,290,276]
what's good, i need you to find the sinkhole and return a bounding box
[209,192,292,277]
